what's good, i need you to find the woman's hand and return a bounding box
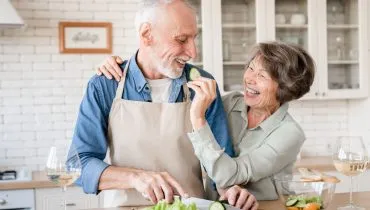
[218,185,259,210]
[187,77,217,130]
[96,56,124,81]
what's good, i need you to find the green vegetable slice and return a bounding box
[187,203,197,210]
[209,201,225,210]
[295,200,307,208]
[285,198,298,207]
[144,197,198,210]
[189,67,201,81]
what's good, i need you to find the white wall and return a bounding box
[348,1,370,155]
[0,0,368,171]
[0,0,139,171]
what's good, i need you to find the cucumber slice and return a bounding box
[285,198,298,207]
[209,201,225,210]
[189,67,201,81]
[295,200,307,208]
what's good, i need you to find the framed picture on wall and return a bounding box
[59,22,112,54]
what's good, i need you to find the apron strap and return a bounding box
[115,58,190,103]
[114,59,130,100]
[182,83,191,102]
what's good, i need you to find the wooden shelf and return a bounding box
[276,24,308,29]
[328,60,359,65]
[327,24,358,29]
[222,23,256,29]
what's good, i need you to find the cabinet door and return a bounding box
[265,0,319,99]
[35,187,99,210]
[317,0,368,99]
[211,0,258,93]
[188,0,206,71]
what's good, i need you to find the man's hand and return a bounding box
[96,56,124,81]
[131,170,187,204]
[187,77,217,130]
[218,185,259,210]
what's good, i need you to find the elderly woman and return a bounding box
[97,42,315,201]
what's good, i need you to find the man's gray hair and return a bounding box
[134,0,195,33]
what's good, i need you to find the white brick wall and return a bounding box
[0,0,139,171]
[0,0,367,171]
[289,100,351,157]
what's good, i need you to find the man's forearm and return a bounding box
[98,165,139,190]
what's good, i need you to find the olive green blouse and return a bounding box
[188,92,305,200]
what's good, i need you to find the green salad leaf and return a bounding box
[144,197,198,210]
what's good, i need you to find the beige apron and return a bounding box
[104,59,205,207]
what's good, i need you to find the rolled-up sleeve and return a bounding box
[188,122,305,188]
[72,76,110,194]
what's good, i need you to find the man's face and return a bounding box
[149,2,198,79]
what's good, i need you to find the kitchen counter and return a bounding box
[295,156,336,171]
[259,191,370,210]
[0,171,63,190]
[81,191,370,210]
[0,156,366,190]
[295,156,369,172]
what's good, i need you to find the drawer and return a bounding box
[0,189,35,209]
[38,195,89,210]
[36,187,99,210]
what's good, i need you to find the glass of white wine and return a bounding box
[333,136,368,210]
[46,145,81,210]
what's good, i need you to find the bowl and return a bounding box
[273,174,336,210]
[290,13,306,25]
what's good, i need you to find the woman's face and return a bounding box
[243,56,280,110]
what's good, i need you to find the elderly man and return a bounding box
[71,0,257,209]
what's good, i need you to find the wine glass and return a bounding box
[46,145,81,210]
[335,35,344,60]
[327,1,344,24]
[332,136,368,210]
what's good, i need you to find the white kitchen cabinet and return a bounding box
[195,0,369,99]
[0,189,35,210]
[35,187,99,210]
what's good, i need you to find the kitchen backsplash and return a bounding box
[0,0,370,171]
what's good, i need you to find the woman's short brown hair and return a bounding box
[245,41,315,104]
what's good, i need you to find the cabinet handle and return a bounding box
[322,92,326,96]
[66,203,76,207]
[0,199,7,205]
[315,92,319,96]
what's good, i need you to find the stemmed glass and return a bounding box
[332,136,368,210]
[46,144,81,210]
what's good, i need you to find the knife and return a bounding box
[180,197,241,210]
[181,197,265,210]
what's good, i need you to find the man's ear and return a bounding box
[139,23,153,46]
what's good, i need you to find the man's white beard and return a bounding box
[156,63,183,79]
[149,49,184,79]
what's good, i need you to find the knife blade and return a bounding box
[180,197,241,210]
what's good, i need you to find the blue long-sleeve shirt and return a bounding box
[72,52,234,194]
